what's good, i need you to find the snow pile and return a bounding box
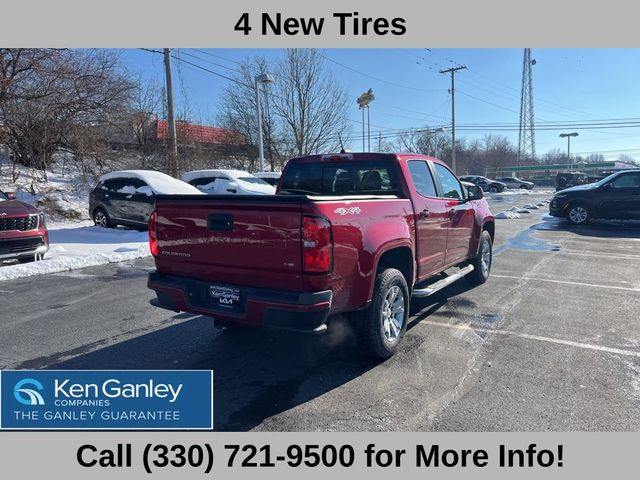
[0,222,150,281]
[495,210,521,219]
[1,160,94,221]
[495,189,555,196]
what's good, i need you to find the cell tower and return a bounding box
[518,48,536,164]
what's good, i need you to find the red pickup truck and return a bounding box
[148,153,495,358]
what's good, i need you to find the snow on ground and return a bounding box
[487,188,555,197]
[1,157,94,221]
[0,222,150,281]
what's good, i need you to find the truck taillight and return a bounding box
[302,216,332,274]
[149,210,158,257]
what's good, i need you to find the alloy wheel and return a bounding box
[569,206,588,224]
[382,285,405,342]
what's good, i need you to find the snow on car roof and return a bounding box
[99,170,203,195]
[181,169,254,182]
[254,172,282,178]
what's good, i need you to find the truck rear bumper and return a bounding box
[148,272,332,334]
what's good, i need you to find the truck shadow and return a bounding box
[407,279,478,330]
[46,313,379,431]
[43,281,477,431]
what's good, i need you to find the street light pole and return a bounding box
[357,89,375,152]
[433,126,447,160]
[255,73,275,172]
[559,132,579,170]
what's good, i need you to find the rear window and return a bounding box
[280,161,401,196]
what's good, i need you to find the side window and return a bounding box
[407,161,437,197]
[190,177,217,187]
[609,173,640,189]
[101,179,121,192]
[434,163,464,200]
[127,178,146,189]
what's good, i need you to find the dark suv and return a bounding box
[0,189,49,263]
[549,170,640,224]
[89,170,201,229]
[555,171,588,191]
[459,175,506,193]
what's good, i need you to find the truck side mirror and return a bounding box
[467,185,483,201]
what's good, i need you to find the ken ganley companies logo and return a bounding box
[13,378,46,406]
[0,370,213,430]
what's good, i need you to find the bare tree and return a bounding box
[0,49,135,178]
[618,153,638,166]
[217,57,277,171]
[272,49,350,158]
[217,50,351,171]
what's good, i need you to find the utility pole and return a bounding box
[378,132,382,152]
[163,48,178,177]
[439,66,466,174]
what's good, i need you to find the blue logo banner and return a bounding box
[0,370,213,430]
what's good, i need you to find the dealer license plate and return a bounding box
[210,285,242,311]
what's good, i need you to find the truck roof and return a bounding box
[287,152,444,164]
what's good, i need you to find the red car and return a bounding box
[147,153,495,358]
[0,189,49,263]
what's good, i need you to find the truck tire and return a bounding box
[467,230,492,285]
[355,268,409,359]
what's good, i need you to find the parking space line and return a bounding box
[491,274,640,292]
[419,320,640,358]
[554,251,640,261]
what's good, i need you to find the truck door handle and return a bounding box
[449,208,456,217]
[419,208,430,219]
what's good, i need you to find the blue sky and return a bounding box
[120,48,640,161]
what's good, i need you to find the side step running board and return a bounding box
[412,265,475,298]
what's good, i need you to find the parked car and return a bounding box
[459,175,507,193]
[182,170,276,195]
[148,153,495,359]
[89,170,202,230]
[0,188,49,263]
[549,170,640,224]
[496,176,534,190]
[555,171,588,191]
[254,171,282,187]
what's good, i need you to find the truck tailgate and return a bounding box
[154,195,305,291]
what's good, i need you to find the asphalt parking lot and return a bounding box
[1,189,639,431]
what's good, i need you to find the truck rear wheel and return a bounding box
[467,230,492,285]
[355,268,409,359]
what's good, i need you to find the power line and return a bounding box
[318,51,441,93]
[190,48,243,66]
